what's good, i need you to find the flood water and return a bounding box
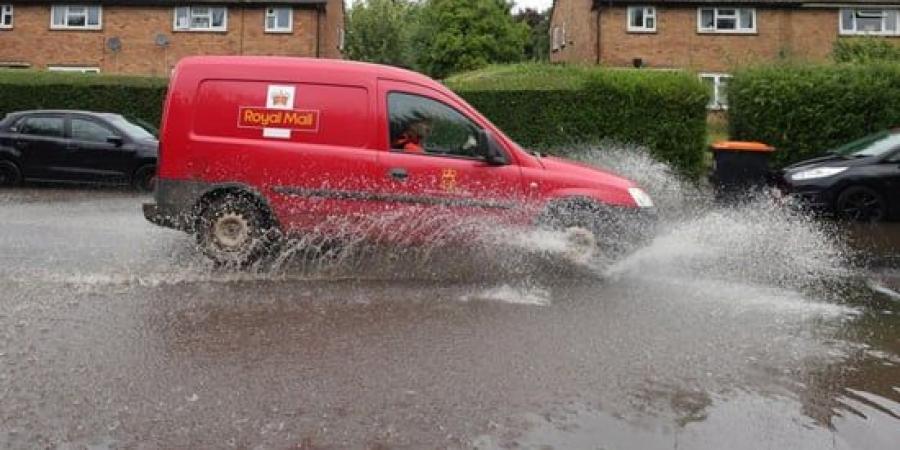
[0,150,898,449]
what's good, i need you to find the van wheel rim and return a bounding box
[213,212,251,250]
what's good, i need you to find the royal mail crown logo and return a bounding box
[270,89,290,107]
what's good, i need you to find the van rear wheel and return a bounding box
[196,194,274,268]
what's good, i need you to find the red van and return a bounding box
[144,56,655,265]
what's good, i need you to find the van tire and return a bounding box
[0,160,22,187]
[196,194,275,268]
[132,165,156,193]
[538,198,630,259]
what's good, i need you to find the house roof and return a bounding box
[592,0,900,5]
[9,0,328,5]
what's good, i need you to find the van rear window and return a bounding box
[191,80,370,148]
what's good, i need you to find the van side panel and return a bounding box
[192,81,370,148]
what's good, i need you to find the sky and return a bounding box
[511,0,553,12]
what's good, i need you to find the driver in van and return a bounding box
[392,118,432,153]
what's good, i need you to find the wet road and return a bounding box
[0,185,898,449]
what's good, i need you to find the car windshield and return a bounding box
[106,115,158,140]
[830,130,900,158]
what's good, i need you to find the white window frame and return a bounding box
[265,6,292,33]
[50,5,103,30]
[700,73,731,110]
[48,66,100,74]
[1,5,13,29]
[627,6,657,33]
[839,8,900,36]
[173,6,228,32]
[551,24,566,52]
[697,7,756,34]
[337,27,345,51]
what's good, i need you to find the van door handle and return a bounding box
[388,168,408,181]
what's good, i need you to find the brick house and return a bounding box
[550,0,900,107]
[0,0,344,76]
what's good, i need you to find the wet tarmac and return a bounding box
[0,185,898,449]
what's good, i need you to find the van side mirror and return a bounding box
[476,129,508,166]
[107,135,124,147]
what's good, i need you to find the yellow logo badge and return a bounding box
[440,168,457,191]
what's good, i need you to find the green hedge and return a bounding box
[833,38,900,64]
[446,64,710,177]
[728,63,900,167]
[0,70,167,127]
[0,66,710,176]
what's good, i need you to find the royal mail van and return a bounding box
[143,56,655,266]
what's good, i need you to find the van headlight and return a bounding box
[628,187,654,208]
[790,167,848,181]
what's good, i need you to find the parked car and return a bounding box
[143,56,656,266]
[779,129,900,222]
[0,110,159,191]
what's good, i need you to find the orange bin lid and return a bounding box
[710,141,775,153]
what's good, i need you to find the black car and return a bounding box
[0,110,158,191]
[780,129,900,221]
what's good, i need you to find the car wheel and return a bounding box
[196,194,277,268]
[835,186,886,222]
[0,160,22,187]
[132,165,156,193]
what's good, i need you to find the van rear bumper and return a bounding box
[143,202,187,230]
[142,178,210,232]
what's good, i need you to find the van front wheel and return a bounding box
[196,195,272,268]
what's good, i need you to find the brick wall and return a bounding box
[549,0,598,64]
[0,3,344,76]
[599,6,837,72]
[549,3,849,72]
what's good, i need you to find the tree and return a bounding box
[514,8,550,62]
[344,0,418,68]
[413,0,529,78]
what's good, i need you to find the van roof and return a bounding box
[176,56,445,91]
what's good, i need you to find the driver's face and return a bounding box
[410,121,432,138]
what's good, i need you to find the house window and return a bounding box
[174,6,227,32]
[700,73,731,109]
[48,66,100,73]
[698,7,755,33]
[551,25,566,52]
[627,6,656,33]
[1,5,13,29]
[840,9,899,36]
[265,7,291,33]
[50,5,102,30]
[337,27,345,51]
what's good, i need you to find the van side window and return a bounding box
[388,92,482,159]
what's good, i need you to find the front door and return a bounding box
[65,116,133,182]
[376,84,525,239]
